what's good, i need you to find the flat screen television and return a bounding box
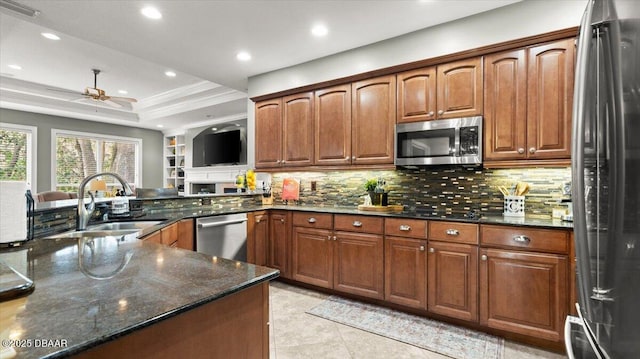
[203,129,241,165]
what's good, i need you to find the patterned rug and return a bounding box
[307,296,504,359]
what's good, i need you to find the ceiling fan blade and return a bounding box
[102,99,123,108]
[109,96,137,103]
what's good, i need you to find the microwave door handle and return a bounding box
[454,127,460,156]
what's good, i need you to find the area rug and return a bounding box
[307,296,503,359]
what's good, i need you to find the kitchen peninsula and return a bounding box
[0,231,278,359]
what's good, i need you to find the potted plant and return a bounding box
[364,178,381,206]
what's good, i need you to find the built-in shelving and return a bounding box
[164,134,186,195]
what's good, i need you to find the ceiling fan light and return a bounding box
[141,6,162,20]
[41,32,60,40]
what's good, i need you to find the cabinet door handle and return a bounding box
[333,236,337,241]
[428,111,434,116]
[345,156,350,160]
[517,148,525,154]
[445,229,459,236]
[437,110,444,115]
[280,218,285,223]
[481,254,487,261]
[513,235,531,244]
[256,219,261,223]
[529,147,536,154]
[419,245,425,251]
[308,217,317,223]
[399,225,411,231]
[328,235,331,241]
[429,247,435,253]
[351,156,356,160]
[352,221,362,227]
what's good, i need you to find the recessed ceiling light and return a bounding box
[165,71,176,77]
[118,90,128,94]
[8,64,22,70]
[141,6,162,20]
[311,24,328,37]
[236,51,251,62]
[157,124,164,128]
[41,32,60,40]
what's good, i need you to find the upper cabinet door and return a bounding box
[282,92,314,166]
[255,99,282,168]
[397,67,437,123]
[351,75,396,165]
[437,57,483,119]
[484,49,528,161]
[526,38,574,159]
[315,85,352,166]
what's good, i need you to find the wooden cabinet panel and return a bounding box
[334,231,384,299]
[334,214,383,234]
[292,212,333,229]
[385,236,427,309]
[161,222,179,246]
[255,99,283,168]
[351,76,396,165]
[480,225,570,254]
[268,211,290,278]
[479,248,568,342]
[397,67,437,123]
[428,221,479,244]
[428,241,478,322]
[292,227,333,288]
[283,92,314,166]
[384,218,427,239]
[314,85,352,165]
[177,219,194,251]
[526,38,574,159]
[436,57,483,119]
[142,230,162,244]
[484,49,527,160]
[247,211,269,266]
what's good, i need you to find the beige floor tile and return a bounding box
[502,341,567,359]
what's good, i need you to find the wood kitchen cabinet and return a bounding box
[255,94,314,168]
[314,84,352,166]
[479,224,570,342]
[291,212,334,288]
[484,38,574,166]
[177,218,194,251]
[396,57,483,123]
[255,99,282,168]
[427,221,479,322]
[384,218,428,309]
[268,211,291,278]
[247,211,269,266]
[351,76,396,165]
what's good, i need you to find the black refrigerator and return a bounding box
[567,0,640,358]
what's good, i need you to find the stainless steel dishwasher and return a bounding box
[196,213,248,261]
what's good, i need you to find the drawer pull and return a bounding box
[352,221,362,227]
[445,229,459,236]
[419,246,425,252]
[256,219,261,223]
[513,235,531,244]
[429,247,434,253]
[281,218,285,223]
[333,236,337,241]
[328,235,331,241]
[399,225,411,231]
[481,254,488,261]
[308,217,317,223]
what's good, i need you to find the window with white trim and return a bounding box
[52,130,141,192]
[0,123,36,190]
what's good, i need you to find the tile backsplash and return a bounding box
[270,166,571,218]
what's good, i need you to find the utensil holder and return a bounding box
[503,195,525,217]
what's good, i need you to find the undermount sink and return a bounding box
[45,221,163,239]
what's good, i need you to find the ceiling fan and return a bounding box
[51,69,137,108]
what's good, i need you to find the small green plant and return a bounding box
[364,178,377,192]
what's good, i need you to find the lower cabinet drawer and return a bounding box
[385,218,427,238]
[292,212,333,229]
[429,221,478,244]
[334,215,383,234]
[480,224,570,254]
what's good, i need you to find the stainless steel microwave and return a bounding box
[395,116,483,166]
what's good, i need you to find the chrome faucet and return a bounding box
[77,172,133,230]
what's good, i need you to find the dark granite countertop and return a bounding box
[0,235,278,359]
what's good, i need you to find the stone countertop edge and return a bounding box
[45,271,280,359]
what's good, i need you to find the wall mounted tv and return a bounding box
[203,129,242,166]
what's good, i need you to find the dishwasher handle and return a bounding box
[198,218,248,229]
